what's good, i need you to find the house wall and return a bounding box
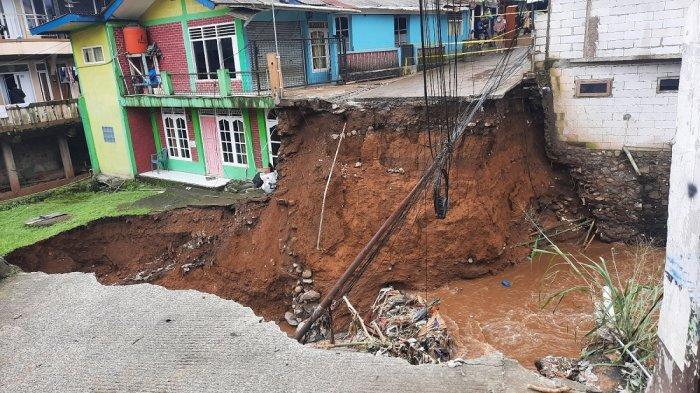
[534,1,688,149]
[73,24,134,178]
[350,15,396,51]
[534,0,690,62]
[551,62,681,149]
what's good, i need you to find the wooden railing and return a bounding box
[0,99,80,132]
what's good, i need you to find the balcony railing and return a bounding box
[0,99,80,132]
[0,13,60,39]
[121,70,270,97]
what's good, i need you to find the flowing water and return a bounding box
[432,242,664,369]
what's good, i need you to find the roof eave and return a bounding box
[30,13,104,35]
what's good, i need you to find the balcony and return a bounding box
[119,70,274,109]
[0,12,71,57]
[0,99,80,133]
[0,12,67,39]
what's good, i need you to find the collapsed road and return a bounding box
[0,272,581,392]
[3,85,587,353]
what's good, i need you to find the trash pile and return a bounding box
[535,356,599,388]
[332,287,453,365]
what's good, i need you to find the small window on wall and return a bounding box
[82,46,104,64]
[447,13,463,36]
[102,126,115,143]
[575,79,613,97]
[335,16,350,52]
[394,16,409,46]
[658,77,680,93]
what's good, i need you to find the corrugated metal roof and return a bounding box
[212,0,484,13]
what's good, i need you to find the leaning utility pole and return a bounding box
[648,1,700,391]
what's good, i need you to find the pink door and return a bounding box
[200,115,223,176]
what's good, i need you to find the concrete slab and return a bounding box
[140,170,230,189]
[283,48,531,104]
[0,272,577,393]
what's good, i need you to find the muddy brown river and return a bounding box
[432,242,665,369]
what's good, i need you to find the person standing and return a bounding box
[494,15,507,48]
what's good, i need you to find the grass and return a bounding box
[536,236,662,392]
[0,183,158,256]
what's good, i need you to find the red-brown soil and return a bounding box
[7,88,582,330]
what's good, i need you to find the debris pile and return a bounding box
[535,356,599,389]
[331,287,453,365]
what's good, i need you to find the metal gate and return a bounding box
[251,36,343,89]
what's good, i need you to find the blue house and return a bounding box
[235,0,482,86]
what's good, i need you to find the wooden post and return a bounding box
[267,52,283,102]
[1,141,20,193]
[58,134,74,179]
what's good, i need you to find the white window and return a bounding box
[394,16,409,46]
[82,46,105,64]
[309,22,329,72]
[448,13,463,36]
[266,109,280,168]
[162,109,191,160]
[575,79,613,98]
[189,23,239,80]
[218,111,247,166]
[334,16,350,52]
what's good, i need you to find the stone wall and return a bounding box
[535,76,672,242]
[553,145,671,242]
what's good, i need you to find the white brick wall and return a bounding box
[535,0,691,60]
[551,62,681,149]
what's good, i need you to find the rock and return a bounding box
[351,130,358,136]
[299,290,321,302]
[302,278,314,284]
[295,266,302,274]
[367,126,374,133]
[302,302,319,314]
[302,269,313,279]
[387,167,405,174]
[294,286,303,294]
[0,257,16,279]
[284,312,299,326]
[354,161,362,168]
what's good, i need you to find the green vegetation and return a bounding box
[537,237,662,392]
[0,182,158,256]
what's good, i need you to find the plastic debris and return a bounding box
[327,287,453,365]
[501,279,512,288]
